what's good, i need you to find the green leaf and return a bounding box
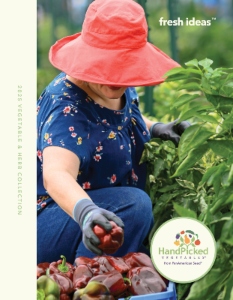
[165,73,191,82]
[185,268,230,300]
[227,154,233,164]
[220,81,233,98]
[194,114,219,124]
[200,165,221,185]
[164,66,202,77]
[198,58,214,69]
[173,143,209,177]
[201,76,212,94]
[178,109,218,124]
[173,202,197,218]
[157,183,180,192]
[178,125,212,162]
[153,158,165,178]
[227,164,233,185]
[210,187,233,214]
[176,179,195,190]
[163,67,185,77]
[177,282,192,300]
[208,140,233,158]
[185,59,199,68]
[220,219,233,246]
[172,93,200,108]
[222,273,233,300]
[177,82,201,91]
[205,94,233,113]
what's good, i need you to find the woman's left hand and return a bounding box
[150,119,191,146]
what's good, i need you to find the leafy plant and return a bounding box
[141,58,233,300]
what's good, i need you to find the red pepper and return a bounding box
[105,256,130,274]
[73,264,93,289]
[37,262,50,278]
[60,294,71,300]
[50,255,74,280]
[124,253,169,286]
[89,270,129,297]
[93,256,115,274]
[93,221,124,254]
[123,252,156,269]
[75,257,100,276]
[126,266,167,295]
[49,272,74,296]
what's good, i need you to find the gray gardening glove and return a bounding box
[73,198,124,255]
[150,119,191,146]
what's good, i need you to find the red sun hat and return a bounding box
[49,0,180,87]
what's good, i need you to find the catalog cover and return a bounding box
[5,0,233,299]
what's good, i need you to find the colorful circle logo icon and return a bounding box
[150,218,216,283]
[174,229,201,247]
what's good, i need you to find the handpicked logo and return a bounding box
[150,218,217,283]
[174,230,201,247]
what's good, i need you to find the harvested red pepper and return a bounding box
[92,256,115,274]
[72,281,114,300]
[73,264,93,289]
[37,262,50,278]
[124,252,169,285]
[93,221,124,254]
[49,272,74,297]
[105,256,129,274]
[123,252,156,269]
[50,255,74,280]
[89,270,129,297]
[127,266,166,295]
[60,294,71,300]
[37,269,60,300]
[75,257,100,276]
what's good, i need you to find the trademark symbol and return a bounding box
[212,17,216,20]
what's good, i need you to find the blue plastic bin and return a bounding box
[119,281,177,300]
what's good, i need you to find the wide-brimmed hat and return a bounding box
[49,0,179,87]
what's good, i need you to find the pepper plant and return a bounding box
[140,58,233,300]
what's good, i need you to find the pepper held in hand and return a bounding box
[93,221,124,254]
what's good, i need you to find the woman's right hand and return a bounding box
[42,146,124,255]
[73,198,124,255]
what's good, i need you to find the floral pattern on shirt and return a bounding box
[37,73,150,213]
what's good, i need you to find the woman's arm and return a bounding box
[42,146,91,217]
[42,146,124,254]
[142,115,155,131]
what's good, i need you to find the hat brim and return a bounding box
[49,33,180,87]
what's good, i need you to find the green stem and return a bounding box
[58,255,69,273]
[123,277,131,286]
[46,268,50,276]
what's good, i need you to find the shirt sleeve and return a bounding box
[126,87,140,107]
[38,101,91,167]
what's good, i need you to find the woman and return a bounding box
[37,0,189,264]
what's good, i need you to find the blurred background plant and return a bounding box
[37,0,233,120]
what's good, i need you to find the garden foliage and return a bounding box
[141,58,233,300]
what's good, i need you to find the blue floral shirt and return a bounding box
[37,73,150,212]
